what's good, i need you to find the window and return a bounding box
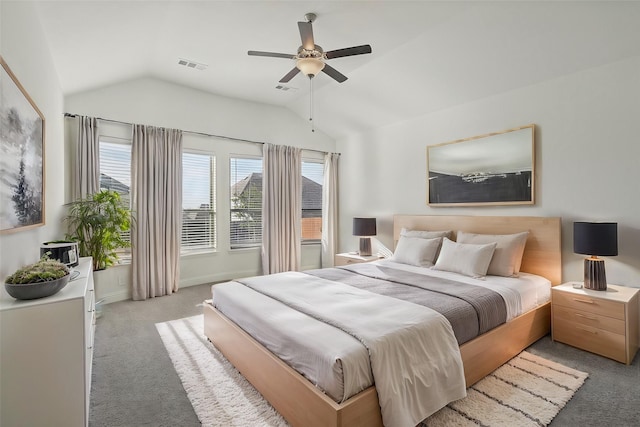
[99,139,132,263]
[230,156,262,249]
[182,152,216,252]
[99,140,131,197]
[301,160,323,242]
[228,157,323,247]
[99,141,217,256]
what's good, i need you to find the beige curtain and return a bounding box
[321,153,339,268]
[74,116,100,200]
[131,125,182,300]
[261,143,302,274]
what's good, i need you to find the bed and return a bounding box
[203,215,562,427]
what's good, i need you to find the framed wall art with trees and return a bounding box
[0,56,45,233]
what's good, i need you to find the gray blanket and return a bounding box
[307,263,507,344]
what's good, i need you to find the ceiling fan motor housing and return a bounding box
[297,45,324,59]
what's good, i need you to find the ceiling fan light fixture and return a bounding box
[296,57,325,77]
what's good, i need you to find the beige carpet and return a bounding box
[157,315,588,427]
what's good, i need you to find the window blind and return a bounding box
[99,140,132,262]
[230,156,262,249]
[182,152,216,252]
[301,160,323,241]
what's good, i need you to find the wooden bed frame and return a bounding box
[204,215,562,427]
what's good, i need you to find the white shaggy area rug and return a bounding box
[157,315,588,427]
[422,350,588,427]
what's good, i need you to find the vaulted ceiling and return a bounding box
[35,1,640,139]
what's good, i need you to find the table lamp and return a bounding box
[573,222,618,291]
[353,217,376,256]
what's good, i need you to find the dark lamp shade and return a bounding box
[353,218,377,236]
[573,222,618,256]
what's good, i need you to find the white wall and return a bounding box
[337,55,640,288]
[65,78,336,302]
[0,2,66,290]
[5,0,636,302]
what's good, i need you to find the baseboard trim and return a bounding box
[97,289,131,305]
[100,267,321,304]
[179,269,261,288]
[99,269,263,304]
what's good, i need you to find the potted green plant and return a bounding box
[64,190,132,271]
[4,257,71,300]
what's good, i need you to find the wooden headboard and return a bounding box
[393,215,562,285]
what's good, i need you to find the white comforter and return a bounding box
[238,271,467,427]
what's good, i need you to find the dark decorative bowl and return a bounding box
[4,274,71,300]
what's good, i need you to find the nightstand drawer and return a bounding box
[334,253,381,266]
[334,257,362,266]
[553,290,624,320]
[553,305,625,335]
[554,321,626,363]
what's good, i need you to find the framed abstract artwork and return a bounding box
[0,56,46,233]
[427,124,535,206]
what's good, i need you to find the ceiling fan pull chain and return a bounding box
[309,76,315,133]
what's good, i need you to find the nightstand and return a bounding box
[334,253,382,266]
[552,283,639,364]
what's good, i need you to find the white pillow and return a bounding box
[391,236,442,267]
[400,227,452,240]
[433,238,497,278]
[456,231,529,277]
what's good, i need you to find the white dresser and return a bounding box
[1,257,95,427]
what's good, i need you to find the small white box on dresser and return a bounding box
[0,257,95,427]
[551,282,639,365]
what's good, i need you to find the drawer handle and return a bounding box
[576,325,598,334]
[574,313,598,321]
[572,298,594,304]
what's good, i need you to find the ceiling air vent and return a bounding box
[275,85,298,92]
[178,58,208,70]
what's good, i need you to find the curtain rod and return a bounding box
[64,113,339,156]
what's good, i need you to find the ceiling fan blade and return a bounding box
[248,50,293,59]
[325,45,372,60]
[298,21,315,50]
[321,63,347,83]
[279,67,300,83]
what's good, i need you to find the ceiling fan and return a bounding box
[248,12,372,84]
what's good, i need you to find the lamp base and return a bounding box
[584,257,607,291]
[359,237,372,257]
